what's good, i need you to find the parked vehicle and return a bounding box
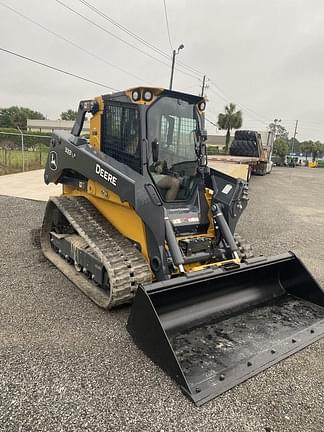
[209,130,274,180]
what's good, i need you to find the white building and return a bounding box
[206,134,234,149]
[27,119,90,133]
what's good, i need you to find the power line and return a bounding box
[207,78,324,132]
[180,80,202,93]
[75,0,203,78]
[270,118,324,131]
[0,5,277,127]
[2,0,303,129]
[207,78,272,125]
[56,0,198,80]
[78,0,170,59]
[293,124,324,131]
[0,1,147,84]
[0,47,118,91]
[56,0,171,68]
[210,89,269,124]
[78,0,202,76]
[209,81,269,123]
[162,0,173,49]
[207,86,269,125]
[75,0,276,119]
[205,117,218,128]
[281,119,324,127]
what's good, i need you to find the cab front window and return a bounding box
[147,96,201,201]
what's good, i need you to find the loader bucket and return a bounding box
[127,253,324,405]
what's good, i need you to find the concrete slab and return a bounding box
[0,169,61,201]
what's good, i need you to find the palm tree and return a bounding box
[218,103,243,152]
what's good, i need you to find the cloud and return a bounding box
[0,0,323,140]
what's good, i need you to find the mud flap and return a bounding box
[127,253,324,405]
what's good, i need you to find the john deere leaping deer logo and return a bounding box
[49,151,58,171]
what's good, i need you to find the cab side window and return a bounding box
[102,103,141,173]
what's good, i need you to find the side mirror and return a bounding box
[152,139,159,162]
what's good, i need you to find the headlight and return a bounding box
[81,100,98,114]
[132,90,141,101]
[143,90,153,101]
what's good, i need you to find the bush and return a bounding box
[317,160,324,168]
[208,145,219,155]
[207,145,227,155]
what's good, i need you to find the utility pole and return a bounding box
[16,125,24,172]
[169,43,184,90]
[292,120,298,154]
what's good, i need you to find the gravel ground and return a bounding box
[0,166,324,432]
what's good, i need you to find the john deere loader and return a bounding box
[41,87,324,405]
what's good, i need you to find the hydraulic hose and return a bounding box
[164,210,185,270]
[212,203,238,256]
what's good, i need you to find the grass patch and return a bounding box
[0,148,49,175]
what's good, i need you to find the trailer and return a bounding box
[208,130,274,180]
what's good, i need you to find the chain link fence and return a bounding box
[0,130,51,175]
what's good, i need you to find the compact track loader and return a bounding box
[41,87,324,405]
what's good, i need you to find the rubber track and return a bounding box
[41,196,152,309]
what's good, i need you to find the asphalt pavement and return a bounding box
[0,166,324,431]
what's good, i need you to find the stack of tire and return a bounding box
[229,130,260,158]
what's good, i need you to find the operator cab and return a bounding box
[145,91,209,235]
[146,92,207,203]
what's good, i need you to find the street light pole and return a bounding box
[169,49,176,90]
[169,44,184,90]
[17,125,25,172]
[201,75,206,97]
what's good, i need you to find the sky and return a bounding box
[0,0,324,141]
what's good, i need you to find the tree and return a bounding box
[313,141,324,159]
[273,138,288,163]
[218,103,242,152]
[301,140,324,161]
[0,106,45,130]
[268,122,288,140]
[60,109,78,121]
[288,136,300,153]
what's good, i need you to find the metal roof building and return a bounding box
[27,119,90,133]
